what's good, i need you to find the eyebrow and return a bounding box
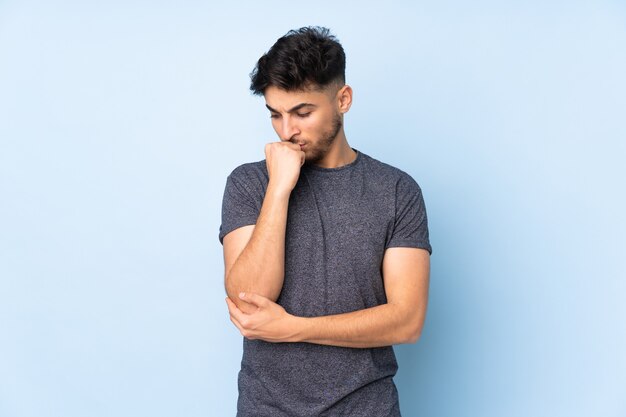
[265,103,317,114]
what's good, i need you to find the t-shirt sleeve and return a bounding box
[385,174,432,254]
[218,169,262,245]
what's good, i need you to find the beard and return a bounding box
[302,112,343,164]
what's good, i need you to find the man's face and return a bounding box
[264,85,343,164]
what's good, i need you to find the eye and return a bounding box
[296,112,311,118]
[270,113,280,119]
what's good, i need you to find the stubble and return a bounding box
[305,113,343,164]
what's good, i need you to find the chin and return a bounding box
[305,150,325,164]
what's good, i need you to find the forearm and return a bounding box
[292,302,425,348]
[226,249,430,348]
[225,184,290,310]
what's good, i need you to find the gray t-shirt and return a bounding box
[219,149,431,416]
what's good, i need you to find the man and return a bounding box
[219,26,432,416]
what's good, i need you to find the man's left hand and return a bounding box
[225,292,301,343]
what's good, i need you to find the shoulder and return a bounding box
[227,160,268,189]
[228,160,267,181]
[359,151,423,192]
[222,160,269,204]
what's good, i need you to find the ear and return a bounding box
[336,84,353,114]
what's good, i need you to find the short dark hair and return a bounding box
[249,26,346,96]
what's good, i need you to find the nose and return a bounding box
[278,116,300,142]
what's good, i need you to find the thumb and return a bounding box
[239,292,269,308]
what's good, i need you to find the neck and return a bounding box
[314,132,357,169]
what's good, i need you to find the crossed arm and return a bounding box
[223,186,430,348]
[224,235,430,348]
[225,245,429,348]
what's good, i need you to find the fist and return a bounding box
[265,142,305,194]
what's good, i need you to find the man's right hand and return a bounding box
[265,142,305,195]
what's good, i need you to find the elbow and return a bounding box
[402,318,424,344]
[392,304,426,344]
[224,275,280,303]
[407,329,422,344]
[224,275,239,300]
[404,327,422,344]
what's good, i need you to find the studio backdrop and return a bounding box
[1,1,624,416]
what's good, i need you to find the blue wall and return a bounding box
[1,1,624,416]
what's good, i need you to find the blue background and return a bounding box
[1,1,624,416]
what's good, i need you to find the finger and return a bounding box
[229,314,244,332]
[283,141,300,149]
[239,292,270,308]
[225,296,237,312]
[300,151,305,166]
[226,297,247,323]
[229,315,255,339]
[228,306,250,330]
[229,313,260,340]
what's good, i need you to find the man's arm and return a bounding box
[226,247,430,347]
[223,142,304,314]
[223,186,289,314]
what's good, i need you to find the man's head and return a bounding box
[250,27,353,165]
[249,26,345,95]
